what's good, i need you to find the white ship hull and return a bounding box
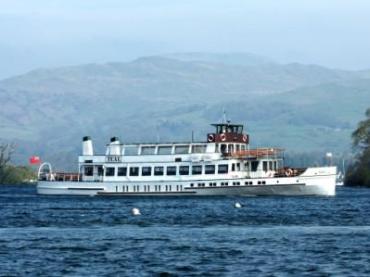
[37,167,336,197]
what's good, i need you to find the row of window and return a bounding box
[116,184,184,192]
[118,143,247,156]
[85,164,231,177]
[115,180,269,193]
[189,180,266,187]
[84,160,279,177]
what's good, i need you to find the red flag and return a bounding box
[29,156,41,165]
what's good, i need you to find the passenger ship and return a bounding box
[37,122,336,196]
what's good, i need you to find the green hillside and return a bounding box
[0,53,369,169]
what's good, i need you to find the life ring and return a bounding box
[207,134,215,142]
[285,168,293,177]
[220,133,226,141]
[242,134,248,142]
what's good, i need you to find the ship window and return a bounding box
[141,146,155,155]
[237,163,241,171]
[142,166,152,176]
[220,144,227,153]
[179,166,189,175]
[232,163,236,171]
[218,164,228,174]
[229,144,234,153]
[192,165,202,175]
[166,166,177,176]
[158,146,172,155]
[105,167,115,176]
[244,162,249,170]
[124,146,139,156]
[251,161,259,172]
[175,145,189,154]
[236,145,240,152]
[269,161,273,171]
[205,165,215,174]
[274,161,277,170]
[154,166,164,176]
[84,166,93,176]
[191,145,206,153]
[97,166,103,176]
[129,167,139,176]
[263,161,268,172]
[117,167,127,176]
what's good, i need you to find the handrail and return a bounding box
[38,162,53,180]
[225,148,284,158]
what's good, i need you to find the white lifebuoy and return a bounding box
[220,133,226,141]
[242,134,247,142]
[207,134,215,142]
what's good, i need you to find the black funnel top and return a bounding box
[83,136,91,141]
[110,137,119,142]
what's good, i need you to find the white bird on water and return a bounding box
[234,202,242,209]
[131,208,141,216]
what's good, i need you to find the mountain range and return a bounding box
[0,52,369,169]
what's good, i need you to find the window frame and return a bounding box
[192,165,202,175]
[154,166,164,176]
[84,166,93,176]
[218,164,229,174]
[179,166,190,175]
[129,166,139,176]
[166,166,177,176]
[205,165,215,174]
[117,167,127,176]
[105,167,115,177]
[141,166,152,176]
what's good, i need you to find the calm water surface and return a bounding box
[1,185,370,276]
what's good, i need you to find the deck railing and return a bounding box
[38,172,81,182]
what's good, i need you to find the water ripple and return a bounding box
[1,185,370,276]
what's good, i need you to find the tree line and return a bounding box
[0,144,35,185]
[345,108,370,186]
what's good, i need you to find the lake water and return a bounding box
[1,185,370,276]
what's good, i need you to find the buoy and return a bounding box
[234,202,242,209]
[131,208,141,216]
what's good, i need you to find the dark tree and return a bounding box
[345,108,370,186]
[0,143,15,184]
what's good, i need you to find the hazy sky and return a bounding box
[1,0,370,78]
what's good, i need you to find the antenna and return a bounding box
[222,108,227,123]
[191,130,194,142]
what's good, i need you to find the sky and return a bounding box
[1,0,370,79]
